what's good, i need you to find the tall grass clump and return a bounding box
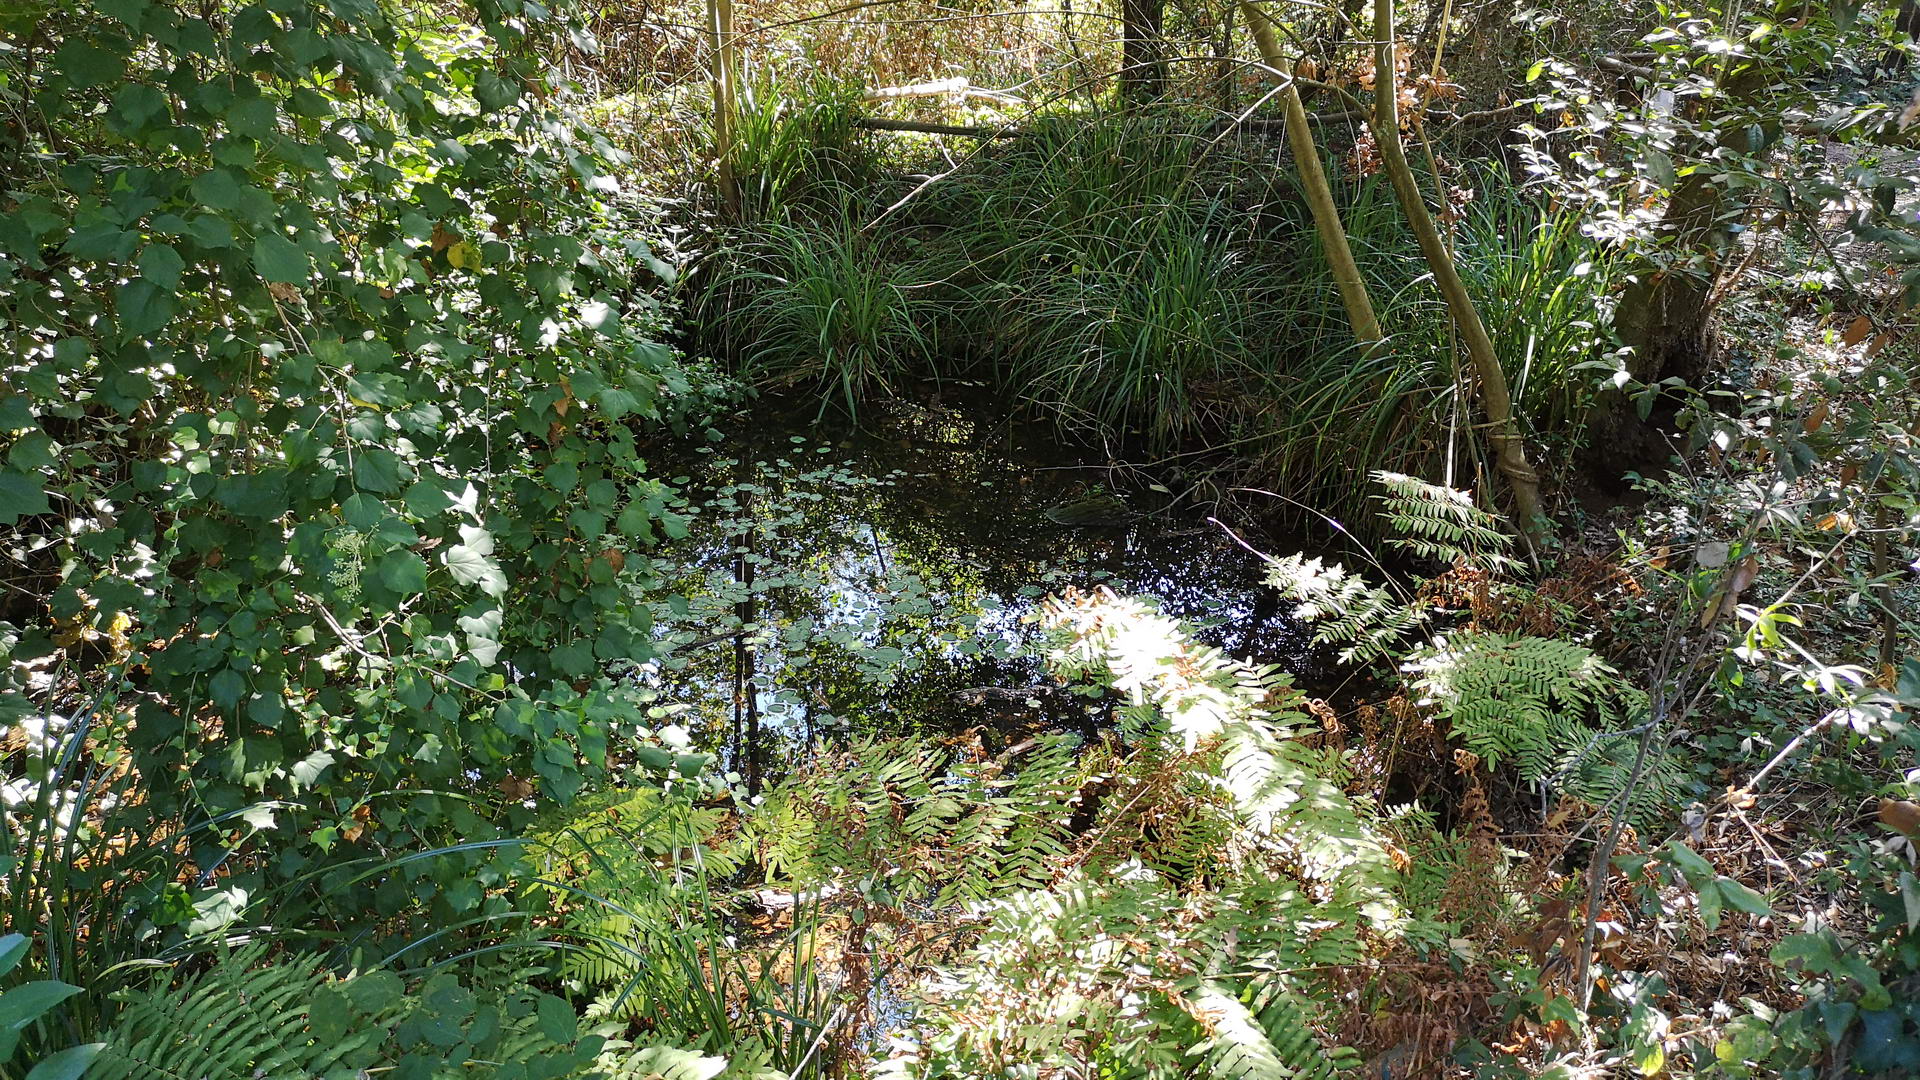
[1450,180,1620,442]
[925,116,1280,436]
[705,218,938,415]
[998,204,1261,437]
[728,67,873,218]
[1242,167,1618,514]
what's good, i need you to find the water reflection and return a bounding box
[632,396,1322,779]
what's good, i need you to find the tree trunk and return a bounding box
[1589,62,1765,481]
[1121,0,1166,101]
[1371,0,1547,546]
[706,0,740,215]
[1241,1,1382,344]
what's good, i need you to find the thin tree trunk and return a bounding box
[1214,3,1236,115]
[706,0,740,215]
[1121,0,1167,101]
[1241,1,1382,344]
[1370,0,1547,545]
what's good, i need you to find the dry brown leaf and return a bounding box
[1804,400,1829,433]
[1842,314,1873,346]
[1700,555,1761,628]
[1879,799,1920,838]
[1865,332,1893,359]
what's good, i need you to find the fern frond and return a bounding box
[92,947,360,1080]
[1371,470,1518,571]
[1189,981,1346,1080]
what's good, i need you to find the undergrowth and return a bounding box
[694,87,1621,522]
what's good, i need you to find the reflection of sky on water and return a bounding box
[631,397,1323,759]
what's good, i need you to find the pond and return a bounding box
[630,394,1328,785]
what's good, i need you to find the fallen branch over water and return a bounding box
[851,103,1537,139]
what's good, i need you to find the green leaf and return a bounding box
[25,1043,104,1080]
[1697,880,1723,930]
[210,668,247,710]
[0,398,34,432]
[1662,841,1714,883]
[346,970,404,1013]
[535,993,576,1044]
[117,277,175,336]
[473,70,522,113]
[0,472,50,525]
[289,751,335,791]
[0,935,27,978]
[190,169,242,210]
[403,480,453,518]
[253,231,309,283]
[184,884,249,936]
[53,40,124,89]
[373,550,429,596]
[1715,878,1771,917]
[1771,933,1836,971]
[309,987,353,1043]
[352,449,405,494]
[0,982,83,1030]
[615,500,654,541]
[137,243,186,290]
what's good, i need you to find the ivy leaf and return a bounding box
[443,525,508,598]
[254,231,309,283]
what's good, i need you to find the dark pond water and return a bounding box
[631,393,1328,777]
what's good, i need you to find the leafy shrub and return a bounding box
[0,0,733,936]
